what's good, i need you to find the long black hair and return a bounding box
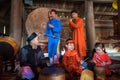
[94,42,106,53]
[91,42,106,58]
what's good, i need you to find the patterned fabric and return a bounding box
[20,45,46,68]
[62,50,82,74]
[20,45,47,79]
[21,66,34,80]
[93,52,111,75]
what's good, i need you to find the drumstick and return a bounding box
[83,57,89,62]
[79,57,89,66]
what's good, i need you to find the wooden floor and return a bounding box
[0,59,120,80]
[0,70,120,80]
[0,73,16,80]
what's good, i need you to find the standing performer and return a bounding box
[45,9,62,65]
[69,10,86,59]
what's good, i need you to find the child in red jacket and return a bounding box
[62,39,84,79]
[93,42,112,80]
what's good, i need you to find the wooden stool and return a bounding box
[39,67,65,80]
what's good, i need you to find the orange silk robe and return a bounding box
[62,50,82,74]
[69,18,86,57]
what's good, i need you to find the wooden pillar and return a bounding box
[118,0,120,36]
[85,0,96,54]
[10,0,22,46]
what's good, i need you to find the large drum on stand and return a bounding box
[25,8,50,53]
[0,36,19,72]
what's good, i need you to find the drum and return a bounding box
[80,69,94,80]
[0,36,19,72]
[25,8,50,42]
[39,67,65,80]
[0,36,19,60]
[25,8,49,55]
[94,66,106,80]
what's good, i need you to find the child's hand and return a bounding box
[101,62,106,66]
[80,60,84,64]
[81,62,87,70]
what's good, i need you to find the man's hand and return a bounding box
[49,24,54,28]
[69,19,73,22]
[36,67,41,73]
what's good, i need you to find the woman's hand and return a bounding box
[101,62,106,66]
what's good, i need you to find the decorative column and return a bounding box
[10,0,22,46]
[85,0,96,54]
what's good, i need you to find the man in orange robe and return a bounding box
[69,10,86,58]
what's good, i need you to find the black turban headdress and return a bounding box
[27,32,37,43]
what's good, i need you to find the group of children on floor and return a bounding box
[18,32,112,80]
[62,39,112,80]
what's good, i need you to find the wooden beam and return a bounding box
[118,0,120,35]
[95,19,113,22]
[95,23,113,28]
[95,12,118,16]
[10,0,22,46]
[95,19,113,24]
[73,0,113,3]
[93,0,113,3]
[95,19,113,28]
[26,6,71,12]
[85,0,96,52]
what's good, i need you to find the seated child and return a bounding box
[62,39,84,78]
[92,42,112,80]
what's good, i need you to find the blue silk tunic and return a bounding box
[45,18,62,58]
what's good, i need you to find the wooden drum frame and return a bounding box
[0,36,19,72]
[0,36,19,56]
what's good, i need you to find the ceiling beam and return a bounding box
[95,19,113,22]
[73,0,113,3]
[95,12,118,16]
[93,0,113,3]
[95,19,113,28]
[95,23,113,28]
